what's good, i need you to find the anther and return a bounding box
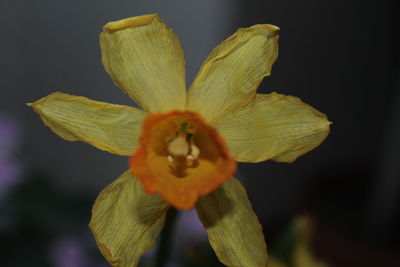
[187,144,200,160]
[167,133,189,157]
[167,122,200,167]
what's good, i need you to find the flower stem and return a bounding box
[154,208,178,267]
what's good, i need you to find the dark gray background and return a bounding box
[1,0,399,265]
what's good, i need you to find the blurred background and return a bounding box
[1,0,399,266]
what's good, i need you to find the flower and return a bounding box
[29,14,330,267]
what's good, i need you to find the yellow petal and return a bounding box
[196,177,268,267]
[186,24,279,124]
[100,14,186,112]
[28,92,146,156]
[214,93,330,163]
[89,170,168,267]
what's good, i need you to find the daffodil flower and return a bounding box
[29,14,330,267]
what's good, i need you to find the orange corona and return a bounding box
[130,111,237,209]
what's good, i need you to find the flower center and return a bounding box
[130,110,237,209]
[167,122,200,177]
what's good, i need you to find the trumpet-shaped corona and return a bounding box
[130,111,237,210]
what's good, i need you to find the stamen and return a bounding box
[187,144,200,160]
[167,133,189,156]
[166,122,201,174]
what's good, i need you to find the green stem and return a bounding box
[154,208,178,267]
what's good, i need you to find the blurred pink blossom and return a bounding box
[0,114,22,198]
[50,237,108,267]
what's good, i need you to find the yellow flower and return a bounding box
[29,14,330,267]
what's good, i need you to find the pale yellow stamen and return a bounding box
[167,124,200,164]
[167,133,190,157]
[187,144,200,160]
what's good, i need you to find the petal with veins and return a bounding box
[100,14,186,113]
[89,170,168,267]
[196,177,268,267]
[187,24,279,124]
[29,92,146,156]
[215,93,330,163]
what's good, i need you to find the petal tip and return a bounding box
[27,92,69,110]
[249,24,280,38]
[103,13,160,32]
[27,97,45,112]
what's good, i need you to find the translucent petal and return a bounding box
[186,24,279,124]
[29,92,145,156]
[100,14,186,112]
[196,177,268,267]
[214,93,330,163]
[89,170,168,267]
